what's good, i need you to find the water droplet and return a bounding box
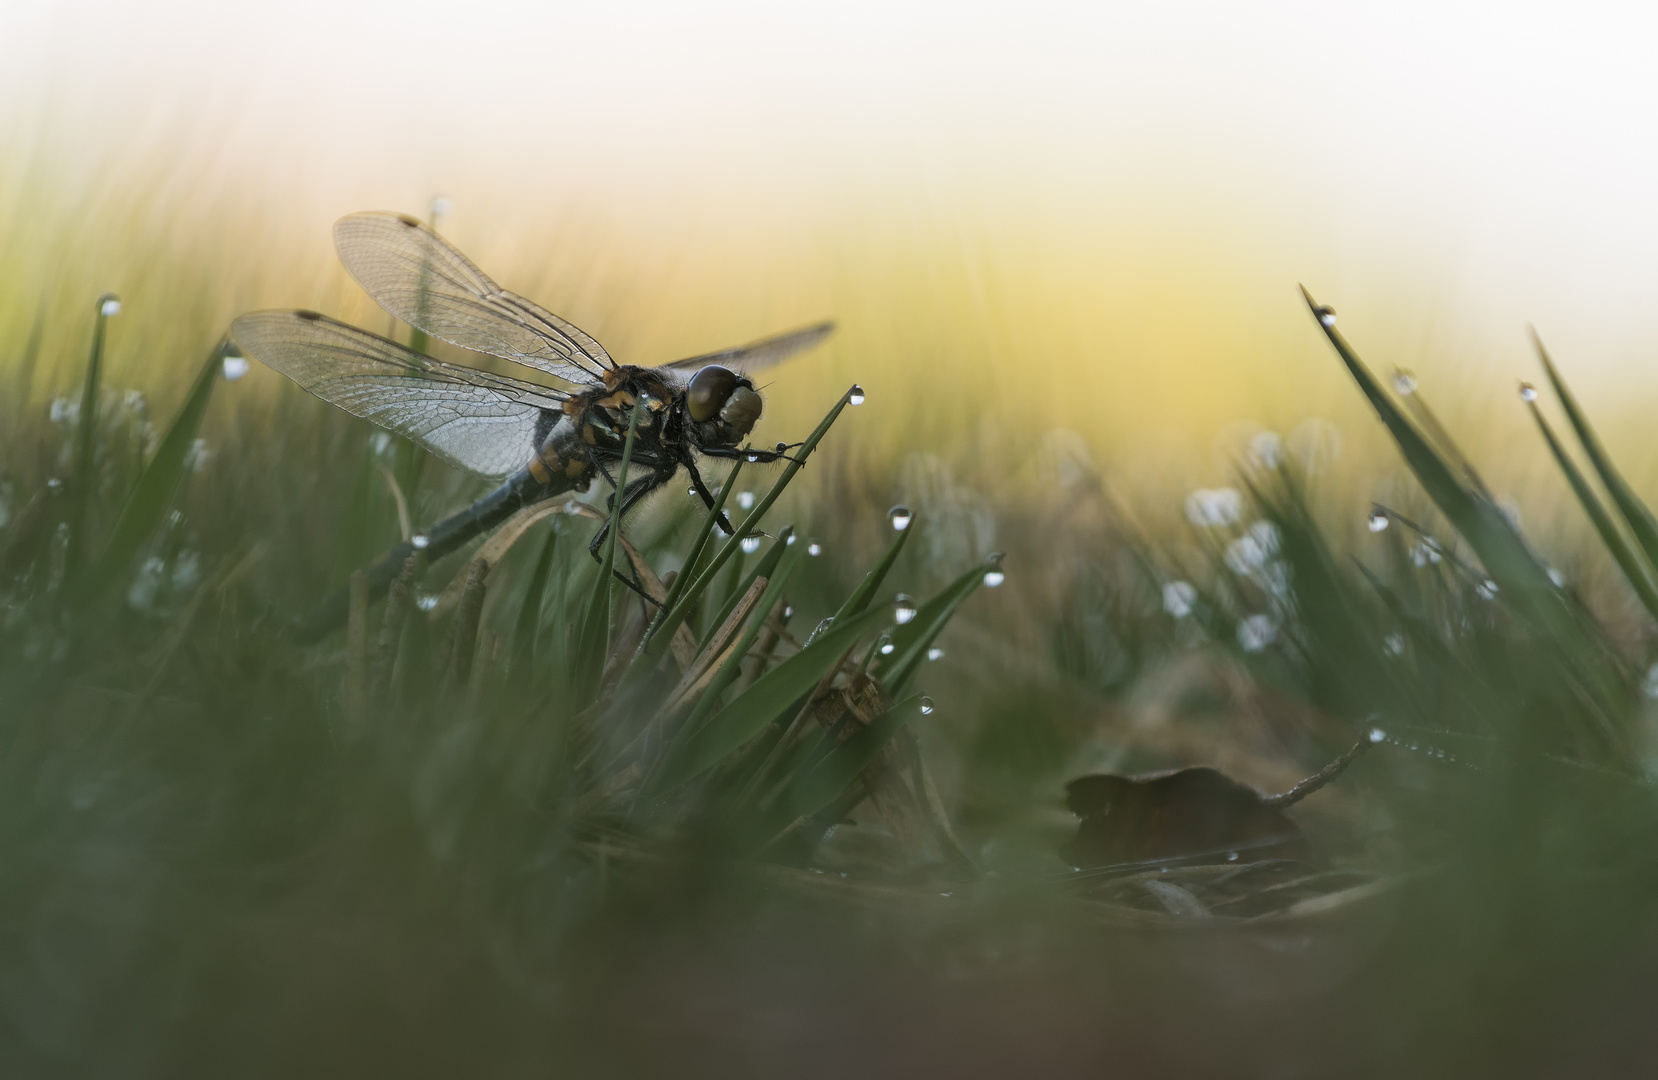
[919,696,935,715]
[1393,370,1417,396]
[99,295,121,317]
[1227,851,1239,862]
[1384,633,1405,657]
[416,593,439,611]
[927,646,945,661]
[222,355,249,380]
[411,534,430,549]
[746,452,760,463]
[879,639,895,655]
[1369,727,1386,743]
[1548,567,1567,588]
[1315,305,1337,327]
[894,594,918,624]
[983,570,1005,588]
[782,605,795,620]
[807,540,823,557]
[1519,382,1538,403]
[888,505,913,531]
[737,490,755,510]
[430,195,452,219]
[1162,580,1197,618]
[1184,487,1243,528]
[1476,579,1499,600]
[1367,509,1389,532]
[805,616,834,645]
[46,477,62,491]
[1236,613,1278,652]
[740,534,763,554]
[785,532,797,546]
[848,384,866,405]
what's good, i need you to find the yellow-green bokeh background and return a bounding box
[6,0,1658,537]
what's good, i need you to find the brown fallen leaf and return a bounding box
[1060,737,1371,869]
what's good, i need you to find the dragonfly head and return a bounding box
[687,364,762,444]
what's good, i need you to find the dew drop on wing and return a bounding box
[894,594,917,624]
[919,696,935,715]
[848,385,866,406]
[888,505,913,531]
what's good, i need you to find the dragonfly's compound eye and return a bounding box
[687,365,740,422]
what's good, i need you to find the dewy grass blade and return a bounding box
[1528,401,1658,620]
[644,387,856,658]
[574,406,641,705]
[1533,330,1658,578]
[1301,289,1555,606]
[637,458,743,658]
[83,340,225,601]
[654,602,889,793]
[872,557,996,698]
[674,542,802,746]
[64,294,120,585]
[697,526,793,654]
[830,516,915,622]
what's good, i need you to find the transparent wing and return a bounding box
[333,211,614,384]
[230,309,570,479]
[662,320,835,374]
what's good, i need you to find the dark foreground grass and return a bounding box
[3,287,1658,1076]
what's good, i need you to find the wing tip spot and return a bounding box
[296,310,323,321]
[396,214,422,228]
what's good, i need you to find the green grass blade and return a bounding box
[638,459,744,655]
[1533,331,1658,577]
[1528,402,1658,621]
[572,406,641,705]
[830,519,914,622]
[82,341,225,601]
[642,386,857,657]
[781,694,923,824]
[1302,289,1555,607]
[872,557,995,697]
[697,526,794,653]
[64,294,118,584]
[654,602,889,792]
[675,543,802,747]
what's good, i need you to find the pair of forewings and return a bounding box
[229,212,833,479]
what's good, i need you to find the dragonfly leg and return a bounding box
[587,475,660,562]
[684,458,737,536]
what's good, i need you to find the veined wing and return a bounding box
[333,211,614,385]
[661,320,835,374]
[230,310,569,479]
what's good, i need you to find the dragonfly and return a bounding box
[229,211,834,640]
